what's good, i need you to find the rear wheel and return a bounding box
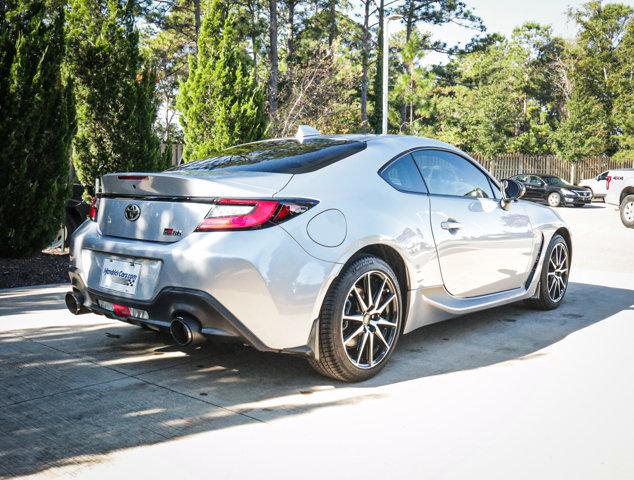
[309,255,402,382]
[547,192,561,207]
[620,194,634,228]
[525,234,569,310]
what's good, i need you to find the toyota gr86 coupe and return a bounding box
[66,127,572,382]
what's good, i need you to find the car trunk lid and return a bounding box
[97,171,292,243]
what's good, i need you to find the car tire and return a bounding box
[586,187,594,199]
[309,255,403,382]
[620,194,634,228]
[547,192,561,207]
[525,234,570,311]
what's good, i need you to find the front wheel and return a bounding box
[620,194,634,228]
[547,192,561,207]
[525,234,570,310]
[309,255,403,382]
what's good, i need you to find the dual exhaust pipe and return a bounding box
[65,290,204,347]
[169,315,205,347]
[65,291,89,315]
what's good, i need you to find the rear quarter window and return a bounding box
[380,155,428,194]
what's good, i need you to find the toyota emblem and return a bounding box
[124,204,141,222]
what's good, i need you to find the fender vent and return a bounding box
[524,233,545,289]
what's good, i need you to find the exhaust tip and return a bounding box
[170,316,204,347]
[65,292,87,315]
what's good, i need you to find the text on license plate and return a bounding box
[99,258,142,295]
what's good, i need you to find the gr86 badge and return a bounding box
[163,227,182,237]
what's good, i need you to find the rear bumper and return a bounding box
[69,270,318,356]
[69,221,339,352]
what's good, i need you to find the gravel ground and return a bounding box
[0,248,70,289]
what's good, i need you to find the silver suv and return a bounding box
[66,128,572,381]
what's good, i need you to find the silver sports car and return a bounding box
[66,126,572,382]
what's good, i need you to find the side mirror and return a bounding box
[500,179,525,210]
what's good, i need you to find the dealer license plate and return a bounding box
[99,258,142,295]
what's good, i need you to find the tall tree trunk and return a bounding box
[405,0,415,41]
[286,0,296,85]
[249,0,259,84]
[401,0,416,129]
[360,0,371,130]
[371,0,385,133]
[268,0,279,115]
[327,0,337,48]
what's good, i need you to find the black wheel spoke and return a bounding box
[546,242,568,302]
[341,270,400,370]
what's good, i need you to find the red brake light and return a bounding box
[195,198,317,231]
[89,196,99,221]
[113,304,130,317]
[606,176,612,190]
[117,175,148,180]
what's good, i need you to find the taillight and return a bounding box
[606,176,612,190]
[113,304,131,317]
[195,198,317,231]
[89,196,99,221]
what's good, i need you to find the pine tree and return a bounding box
[177,0,266,161]
[555,89,609,162]
[0,0,75,257]
[67,0,161,196]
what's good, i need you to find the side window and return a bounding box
[380,154,428,194]
[515,175,528,183]
[528,176,544,186]
[598,171,608,181]
[412,150,495,199]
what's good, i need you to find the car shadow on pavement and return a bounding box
[0,280,632,477]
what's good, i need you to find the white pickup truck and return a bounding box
[606,168,634,228]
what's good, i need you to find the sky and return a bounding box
[384,0,634,64]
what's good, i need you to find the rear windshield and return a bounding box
[172,138,367,174]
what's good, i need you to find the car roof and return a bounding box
[516,173,560,178]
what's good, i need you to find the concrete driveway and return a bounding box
[1,203,633,479]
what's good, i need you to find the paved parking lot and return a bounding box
[1,203,633,480]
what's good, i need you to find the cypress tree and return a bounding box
[67,0,161,196]
[0,0,75,257]
[177,0,266,161]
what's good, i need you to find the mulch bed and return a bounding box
[0,248,70,289]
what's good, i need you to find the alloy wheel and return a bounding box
[548,193,560,207]
[547,242,569,302]
[48,225,68,250]
[624,201,634,223]
[341,270,400,369]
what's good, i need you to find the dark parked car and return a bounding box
[49,184,91,249]
[511,174,592,208]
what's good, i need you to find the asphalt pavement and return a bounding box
[1,202,633,479]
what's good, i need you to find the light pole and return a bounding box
[382,14,402,135]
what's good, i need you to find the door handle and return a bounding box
[441,220,463,230]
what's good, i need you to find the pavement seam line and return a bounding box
[12,333,266,424]
[129,374,266,424]
[2,377,127,408]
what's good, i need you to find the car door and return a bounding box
[525,175,548,202]
[412,149,535,298]
[595,171,608,195]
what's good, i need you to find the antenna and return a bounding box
[295,125,321,142]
